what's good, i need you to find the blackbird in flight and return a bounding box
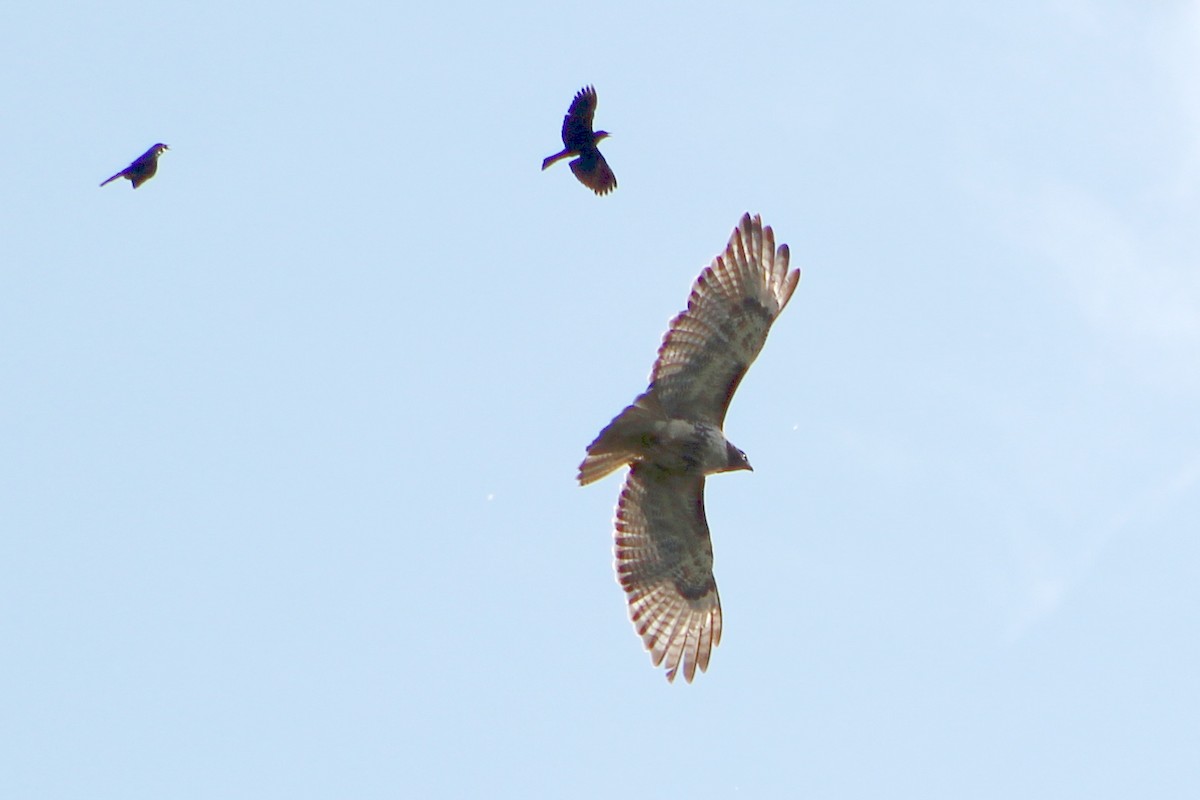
[100,143,169,189]
[542,86,616,195]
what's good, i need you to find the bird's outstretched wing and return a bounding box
[615,462,722,683]
[648,213,800,425]
[561,85,599,149]
[570,149,616,195]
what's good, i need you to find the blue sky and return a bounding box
[3,1,1198,797]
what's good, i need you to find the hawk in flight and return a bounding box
[542,86,616,196]
[100,143,169,189]
[578,213,801,682]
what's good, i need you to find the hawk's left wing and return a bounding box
[614,462,722,683]
[648,214,800,425]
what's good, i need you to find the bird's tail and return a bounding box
[578,393,663,485]
[99,173,122,187]
[541,150,570,171]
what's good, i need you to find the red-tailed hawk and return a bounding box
[541,86,616,196]
[578,213,800,682]
[100,143,169,189]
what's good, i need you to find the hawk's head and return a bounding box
[723,441,752,473]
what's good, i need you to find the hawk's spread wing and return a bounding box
[615,462,722,683]
[561,85,599,150]
[649,214,800,425]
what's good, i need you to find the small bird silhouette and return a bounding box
[542,86,616,195]
[100,144,169,189]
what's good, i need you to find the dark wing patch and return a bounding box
[561,85,599,149]
[615,463,722,683]
[128,160,158,188]
[649,213,801,425]
[569,149,617,195]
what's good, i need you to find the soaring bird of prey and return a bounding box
[100,143,169,189]
[542,86,616,195]
[578,214,801,682]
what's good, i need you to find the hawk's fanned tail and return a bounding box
[577,450,629,486]
[541,150,569,170]
[577,394,663,485]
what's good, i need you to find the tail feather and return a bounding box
[577,394,663,485]
[578,450,629,486]
[542,150,570,170]
[100,172,122,187]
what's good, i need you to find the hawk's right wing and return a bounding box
[614,462,722,683]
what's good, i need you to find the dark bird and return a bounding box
[100,143,169,189]
[542,86,616,195]
[578,214,801,682]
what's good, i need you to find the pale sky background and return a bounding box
[3,1,1199,797]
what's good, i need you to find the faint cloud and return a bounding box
[1108,450,1200,531]
[1165,454,1200,494]
[985,2,1200,390]
[1048,0,1107,35]
[1158,0,1200,188]
[1030,182,1200,352]
[1000,451,1200,642]
[1001,529,1073,644]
